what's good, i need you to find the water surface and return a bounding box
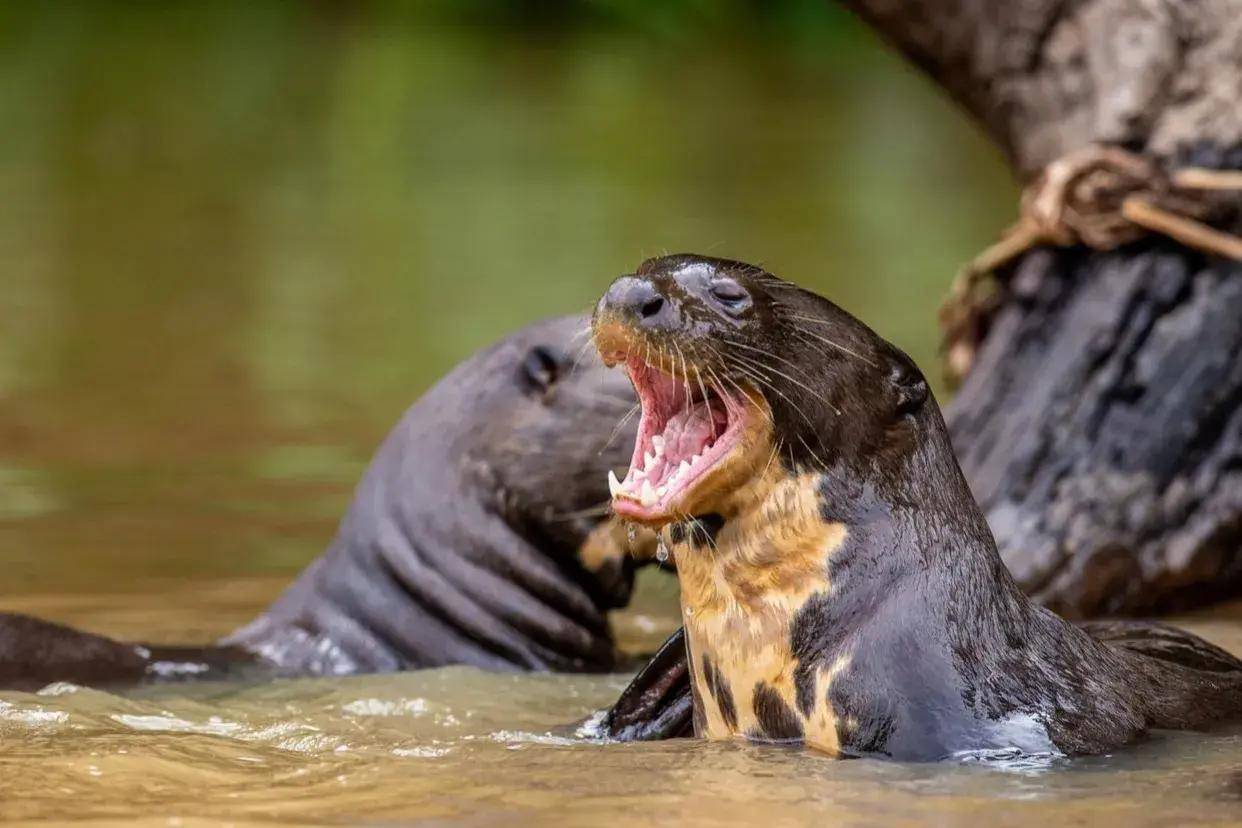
[4,4,1240,825]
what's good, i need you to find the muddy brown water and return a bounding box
[0,599,1240,826]
[3,4,1240,825]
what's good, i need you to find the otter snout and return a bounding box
[596,276,681,334]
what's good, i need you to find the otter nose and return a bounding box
[599,277,677,331]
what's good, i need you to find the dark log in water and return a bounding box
[948,242,1242,616]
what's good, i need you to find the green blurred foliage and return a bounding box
[0,0,1015,590]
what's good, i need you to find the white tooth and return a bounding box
[652,435,665,453]
[641,480,658,507]
[657,485,667,497]
[679,460,692,477]
[644,451,656,469]
[608,470,622,498]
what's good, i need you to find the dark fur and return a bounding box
[603,254,1242,759]
[700,654,739,731]
[1,316,640,689]
[752,682,804,742]
[0,614,255,692]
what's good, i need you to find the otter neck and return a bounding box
[668,423,1020,751]
[667,458,844,748]
[669,462,842,618]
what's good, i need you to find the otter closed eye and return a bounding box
[593,254,1242,761]
[708,278,752,312]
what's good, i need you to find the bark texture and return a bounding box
[951,241,1242,615]
[844,0,1242,178]
[843,0,1242,615]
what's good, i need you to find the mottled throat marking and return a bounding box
[670,463,849,755]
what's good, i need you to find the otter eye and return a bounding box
[709,279,751,312]
[520,345,563,394]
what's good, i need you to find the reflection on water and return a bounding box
[3,3,1239,825]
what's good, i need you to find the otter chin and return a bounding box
[592,253,1242,760]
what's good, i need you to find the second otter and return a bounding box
[0,316,650,690]
[594,254,1242,759]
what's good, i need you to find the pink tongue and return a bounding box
[663,402,716,462]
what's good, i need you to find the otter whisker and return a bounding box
[600,402,641,454]
[736,364,824,428]
[568,322,600,373]
[574,389,639,409]
[719,338,824,394]
[726,350,841,417]
[727,360,824,429]
[680,344,719,440]
[692,516,720,552]
[707,364,775,428]
[788,327,873,368]
[545,501,616,522]
[570,336,598,374]
[759,437,782,481]
[727,349,815,395]
[795,432,830,472]
[680,346,711,439]
[672,341,690,399]
[783,316,878,366]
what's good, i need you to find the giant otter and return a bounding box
[594,254,1242,758]
[0,315,649,690]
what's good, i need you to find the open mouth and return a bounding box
[606,358,754,523]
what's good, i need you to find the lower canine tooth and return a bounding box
[608,470,622,497]
[652,435,665,453]
[644,451,656,469]
[640,480,658,507]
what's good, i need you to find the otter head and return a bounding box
[462,316,640,554]
[237,315,649,674]
[592,254,930,526]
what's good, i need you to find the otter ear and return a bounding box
[888,357,928,417]
[520,345,564,394]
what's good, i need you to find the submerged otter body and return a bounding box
[1,315,644,689]
[595,254,1242,759]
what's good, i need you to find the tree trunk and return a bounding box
[843,0,1242,616]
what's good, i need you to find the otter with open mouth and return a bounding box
[594,254,1242,759]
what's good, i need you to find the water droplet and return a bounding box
[625,523,637,549]
[655,534,669,564]
[684,606,694,617]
